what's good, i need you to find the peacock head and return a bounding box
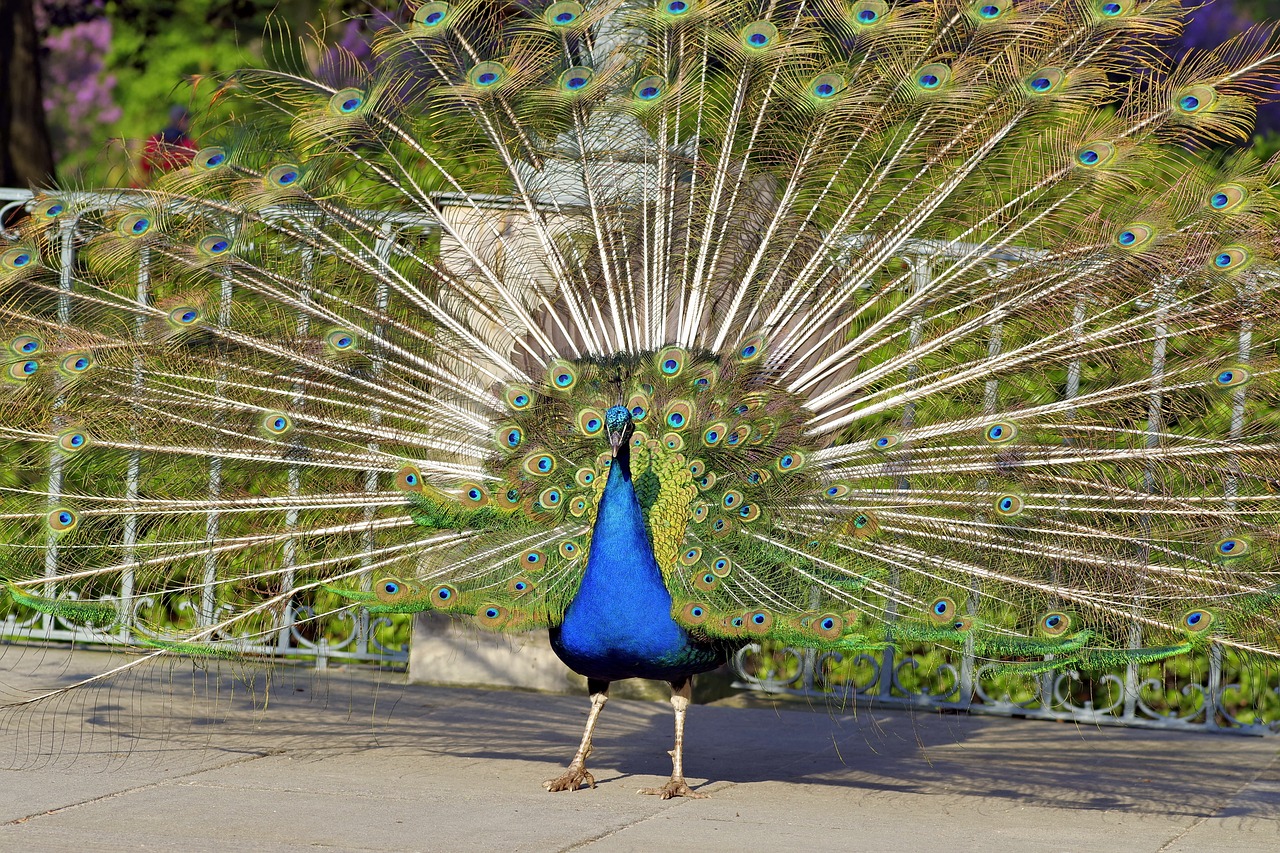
[605,405,634,456]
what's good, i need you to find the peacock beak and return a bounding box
[609,429,624,456]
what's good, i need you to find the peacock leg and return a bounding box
[544,678,609,792]
[639,677,707,799]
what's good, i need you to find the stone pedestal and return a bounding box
[408,613,577,693]
[407,613,737,702]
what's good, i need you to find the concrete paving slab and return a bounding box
[0,650,1276,852]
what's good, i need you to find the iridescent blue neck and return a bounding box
[550,443,696,681]
[582,443,666,595]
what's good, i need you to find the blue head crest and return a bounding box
[606,405,632,433]
[606,405,633,453]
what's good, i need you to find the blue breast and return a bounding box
[550,453,727,682]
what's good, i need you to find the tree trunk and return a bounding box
[0,0,57,194]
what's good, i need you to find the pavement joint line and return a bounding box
[1153,747,1280,852]
[0,750,270,827]
[555,782,740,853]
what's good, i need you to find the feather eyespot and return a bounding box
[633,76,665,102]
[59,352,93,375]
[665,400,693,430]
[1096,0,1131,16]
[1183,609,1214,633]
[850,1,888,25]
[774,451,805,472]
[47,508,78,532]
[982,421,1018,444]
[1175,85,1217,114]
[57,430,90,453]
[994,494,1023,516]
[657,346,687,377]
[578,408,605,436]
[680,603,710,626]
[693,571,718,591]
[1115,224,1154,249]
[459,483,488,506]
[1040,612,1070,636]
[522,453,556,476]
[1211,247,1251,272]
[266,165,301,188]
[505,386,534,409]
[32,197,66,218]
[1208,184,1248,212]
[738,334,766,362]
[262,413,293,435]
[746,610,773,634]
[558,67,594,93]
[811,613,844,640]
[545,1,583,26]
[194,146,226,169]
[547,360,578,391]
[414,2,451,29]
[116,211,153,238]
[468,61,507,89]
[871,433,901,451]
[1075,141,1117,168]
[6,360,38,381]
[375,577,416,603]
[1024,68,1064,95]
[9,335,42,355]
[847,512,879,538]
[1212,365,1251,389]
[520,549,546,568]
[927,597,956,624]
[2,247,38,271]
[169,306,200,327]
[198,235,231,257]
[972,0,1012,20]
[1214,537,1250,559]
[740,21,777,50]
[329,88,365,115]
[395,464,424,492]
[326,329,357,351]
[809,73,847,101]
[702,422,727,446]
[475,604,510,629]
[914,63,952,91]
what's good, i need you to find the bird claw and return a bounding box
[639,777,707,799]
[544,764,595,792]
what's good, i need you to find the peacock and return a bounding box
[3,0,1280,798]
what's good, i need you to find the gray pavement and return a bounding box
[1,650,1277,852]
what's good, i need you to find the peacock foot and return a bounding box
[639,777,707,800]
[544,763,596,792]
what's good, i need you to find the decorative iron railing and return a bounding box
[2,187,1276,732]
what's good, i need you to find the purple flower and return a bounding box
[37,0,121,162]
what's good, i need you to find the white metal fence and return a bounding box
[2,187,1275,732]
